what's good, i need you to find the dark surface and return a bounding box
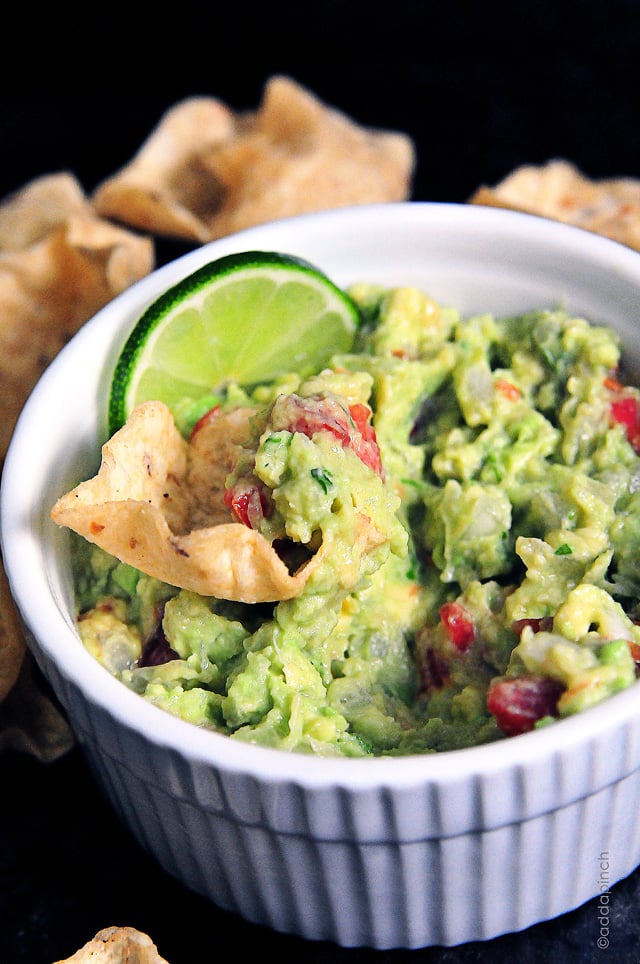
[3,2,640,961]
[2,741,640,964]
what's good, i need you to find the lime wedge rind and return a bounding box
[108,251,359,436]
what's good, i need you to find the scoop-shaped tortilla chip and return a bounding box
[51,401,325,603]
[54,925,171,963]
[470,159,640,252]
[0,173,154,760]
[92,75,415,242]
[198,75,416,240]
[92,97,237,242]
[0,174,154,462]
[0,172,91,252]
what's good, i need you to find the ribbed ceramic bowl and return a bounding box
[4,203,640,949]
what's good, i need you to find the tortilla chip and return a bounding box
[186,404,260,529]
[0,625,74,761]
[0,172,91,251]
[199,75,415,239]
[0,562,25,702]
[93,75,415,242]
[0,172,154,759]
[53,926,171,963]
[92,98,236,242]
[51,401,326,603]
[0,193,154,462]
[470,159,640,252]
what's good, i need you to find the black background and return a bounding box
[3,2,640,961]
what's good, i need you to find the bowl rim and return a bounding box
[4,199,640,790]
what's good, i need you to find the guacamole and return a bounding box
[69,283,640,756]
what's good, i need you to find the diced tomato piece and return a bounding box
[283,399,350,446]
[487,676,563,736]
[511,616,554,636]
[347,403,384,476]
[610,395,638,433]
[606,380,640,452]
[439,601,475,652]
[627,641,640,672]
[224,487,251,527]
[273,394,384,477]
[189,404,221,441]
[224,482,271,529]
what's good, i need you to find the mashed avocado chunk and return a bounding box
[70,287,640,755]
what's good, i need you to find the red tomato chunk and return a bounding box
[439,601,475,652]
[606,377,640,452]
[271,394,384,477]
[487,676,564,736]
[224,482,272,529]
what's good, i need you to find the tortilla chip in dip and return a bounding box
[470,159,640,252]
[92,75,415,243]
[54,926,171,963]
[50,401,326,603]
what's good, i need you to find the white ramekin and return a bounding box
[3,203,640,948]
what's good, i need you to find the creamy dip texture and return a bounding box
[69,283,640,756]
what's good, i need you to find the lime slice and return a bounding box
[108,250,360,434]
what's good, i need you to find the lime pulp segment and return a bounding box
[108,252,360,435]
